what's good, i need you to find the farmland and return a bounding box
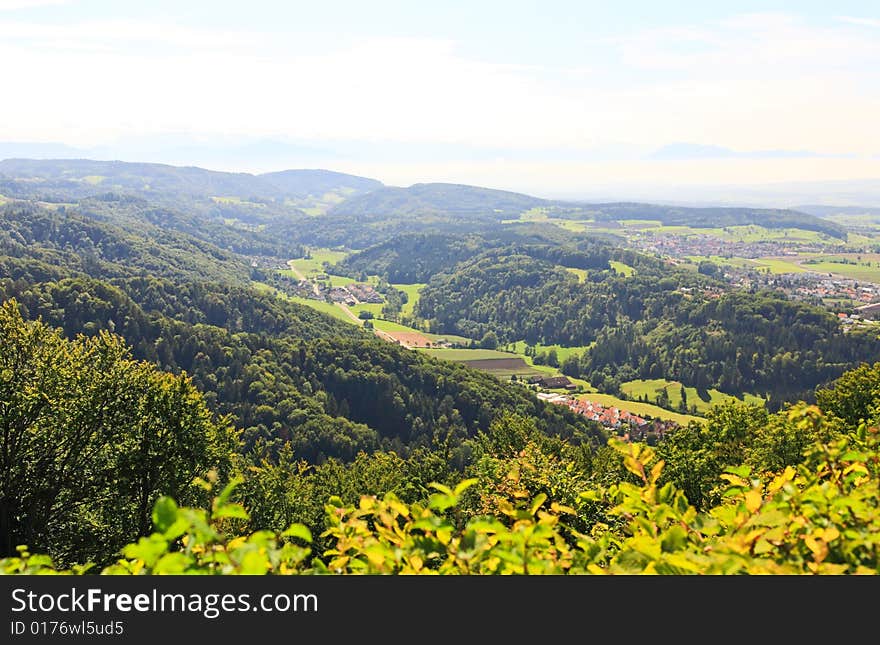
[620,378,765,415]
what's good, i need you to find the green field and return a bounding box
[393,283,425,317]
[566,267,587,282]
[647,224,830,244]
[350,302,385,319]
[801,257,880,283]
[370,318,426,333]
[748,258,806,274]
[620,378,765,415]
[82,175,105,185]
[420,348,516,360]
[288,296,356,324]
[508,341,592,364]
[0,194,7,205]
[289,249,349,275]
[609,260,635,277]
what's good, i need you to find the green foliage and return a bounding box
[0,300,238,566]
[8,404,880,575]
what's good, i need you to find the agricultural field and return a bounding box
[747,258,806,274]
[289,248,349,276]
[287,295,355,323]
[350,302,385,319]
[620,378,765,415]
[609,260,635,276]
[384,331,433,348]
[508,341,593,364]
[423,331,472,346]
[421,348,517,360]
[800,254,880,283]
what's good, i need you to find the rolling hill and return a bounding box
[328,182,548,220]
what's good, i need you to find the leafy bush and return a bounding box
[5,406,878,575]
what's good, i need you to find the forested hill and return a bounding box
[0,201,253,285]
[327,182,548,220]
[415,247,880,403]
[570,202,847,239]
[0,158,381,202]
[259,168,382,197]
[0,199,605,465]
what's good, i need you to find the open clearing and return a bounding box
[421,348,517,360]
[508,341,593,364]
[621,378,765,415]
[609,260,635,276]
[393,283,425,317]
[289,248,349,275]
[386,331,433,348]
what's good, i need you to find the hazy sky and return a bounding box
[1,0,879,197]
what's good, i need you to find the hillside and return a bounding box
[570,202,847,239]
[0,158,383,204]
[259,168,383,198]
[328,182,548,220]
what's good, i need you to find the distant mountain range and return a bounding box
[0,158,382,202]
[0,157,849,239]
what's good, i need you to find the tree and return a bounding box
[0,300,238,565]
[479,331,499,350]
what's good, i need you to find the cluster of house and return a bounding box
[632,232,824,260]
[536,391,677,439]
[248,256,290,270]
[346,283,384,304]
[731,271,880,310]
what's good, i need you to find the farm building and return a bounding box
[535,375,577,390]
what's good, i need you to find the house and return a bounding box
[536,375,577,390]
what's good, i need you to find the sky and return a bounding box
[1,0,879,200]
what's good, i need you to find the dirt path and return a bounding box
[287,260,320,296]
[336,302,400,343]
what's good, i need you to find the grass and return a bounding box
[0,194,7,205]
[420,348,518,360]
[423,332,473,345]
[393,283,425,317]
[350,302,385,319]
[801,255,880,283]
[288,296,357,324]
[289,248,349,275]
[566,268,587,282]
[609,260,635,277]
[748,258,806,274]
[82,175,105,185]
[620,378,765,415]
[371,319,426,333]
[508,341,593,364]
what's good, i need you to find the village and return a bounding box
[536,390,677,441]
[630,230,849,260]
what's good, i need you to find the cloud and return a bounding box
[649,143,854,161]
[0,0,68,10]
[836,16,880,28]
[0,11,878,190]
